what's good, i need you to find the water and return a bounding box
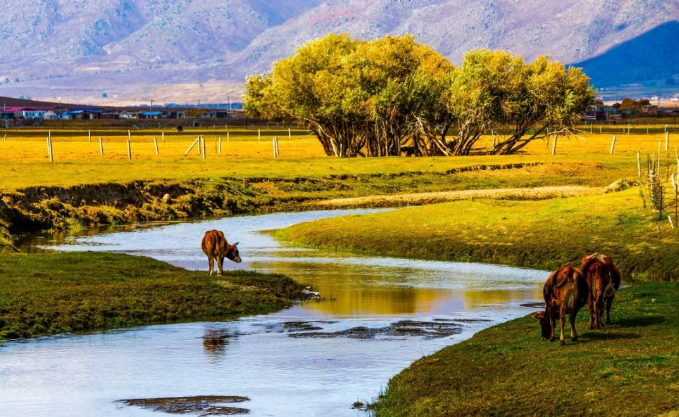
[0,210,546,416]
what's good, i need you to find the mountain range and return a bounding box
[0,0,677,104]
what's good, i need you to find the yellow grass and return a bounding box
[0,127,676,191]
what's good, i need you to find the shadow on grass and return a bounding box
[614,316,665,328]
[579,331,641,342]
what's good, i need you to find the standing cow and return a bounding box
[533,265,589,345]
[581,253,621,329]
[201,230,242,275]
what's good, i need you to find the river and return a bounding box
[0,209,545,416]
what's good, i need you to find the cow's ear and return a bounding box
[532,312,545,320]
[234,242,239,246]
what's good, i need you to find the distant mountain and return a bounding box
[0,0,677,103]
[576,21,679,87]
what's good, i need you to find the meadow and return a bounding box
[372,282,679,416]
[0,124,677,191]
[0,252,303,341]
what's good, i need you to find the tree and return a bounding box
[619,98,639,111]
[245,36,595,157]
[445,51,595,155]
[245,34,366,157]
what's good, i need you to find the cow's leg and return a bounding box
[595,297,603,329]
[570,313,578,341]
[549,314,556,342]
[588,296,595,330]
[216,256,224,275]
[559,310,566,345]
[604,295,613,324]
[208,255,214,276]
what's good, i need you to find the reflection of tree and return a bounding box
[463,288,543,308]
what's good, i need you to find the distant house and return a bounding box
[641,105,658,115]
[120,111,140,119]
[167,110,186,119]
[585,105,618,121]
[139,111,165,119]
[43,111,60,120]
[64,108,102,120]
[100,109,120,119]
[11,107,47,119]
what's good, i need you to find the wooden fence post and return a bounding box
[3,134,6,142]
[610,136,616,154]
[46,136,52,162]
[288,128,291,140]
[99,137,104,155]
[551,135,557,155]
[127,136,132,160]
[162,132,165,142]
[218,136,222,155]
[637,150,641,178]
[153,137,159,155]
[258,129,261,141]
[666,132,670,151]
[227,132,230,142]
[88,130,91,142]
[184,137,200,156]
[201,135,206,160]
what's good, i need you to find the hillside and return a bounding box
[0,0,677,103]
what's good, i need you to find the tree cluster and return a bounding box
[245,34,595,157]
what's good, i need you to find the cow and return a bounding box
[533,265,589,345]
[176,125,184,133]
[581,253,621,330]
[201,230,242,275]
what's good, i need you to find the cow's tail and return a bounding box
[554,265,575,288]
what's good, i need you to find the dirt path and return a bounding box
[311,186,604,209]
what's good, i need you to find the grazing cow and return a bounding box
[581,253,621,329]
[201,230,242,275]
[176,125,184,133]
[533,265,589,344]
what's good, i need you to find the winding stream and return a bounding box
[0,209,546,416]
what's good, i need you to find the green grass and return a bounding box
[277,189,679,280]
[0,252,304,341]
[373,282,679,416]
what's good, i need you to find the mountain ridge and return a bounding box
[0,0,677,103]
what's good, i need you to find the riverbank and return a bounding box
[277,188,679,280]
[0,158,630,251]
[0,252,304,341]
[372,282,679,416]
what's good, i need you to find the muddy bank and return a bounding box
[262,319,492,340]
[118,396,249,416]
[0,176,325,249]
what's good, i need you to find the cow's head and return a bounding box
[226,242,242,263]
[532,310,551,340]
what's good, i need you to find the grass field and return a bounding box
[0,127,677,191]
[277,188,679,280]
[372,282,679,416]
[0,252,303,341]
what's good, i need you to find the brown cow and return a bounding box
[201,230,242,275]
[533,265,589,344]
[581,253,621,329]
